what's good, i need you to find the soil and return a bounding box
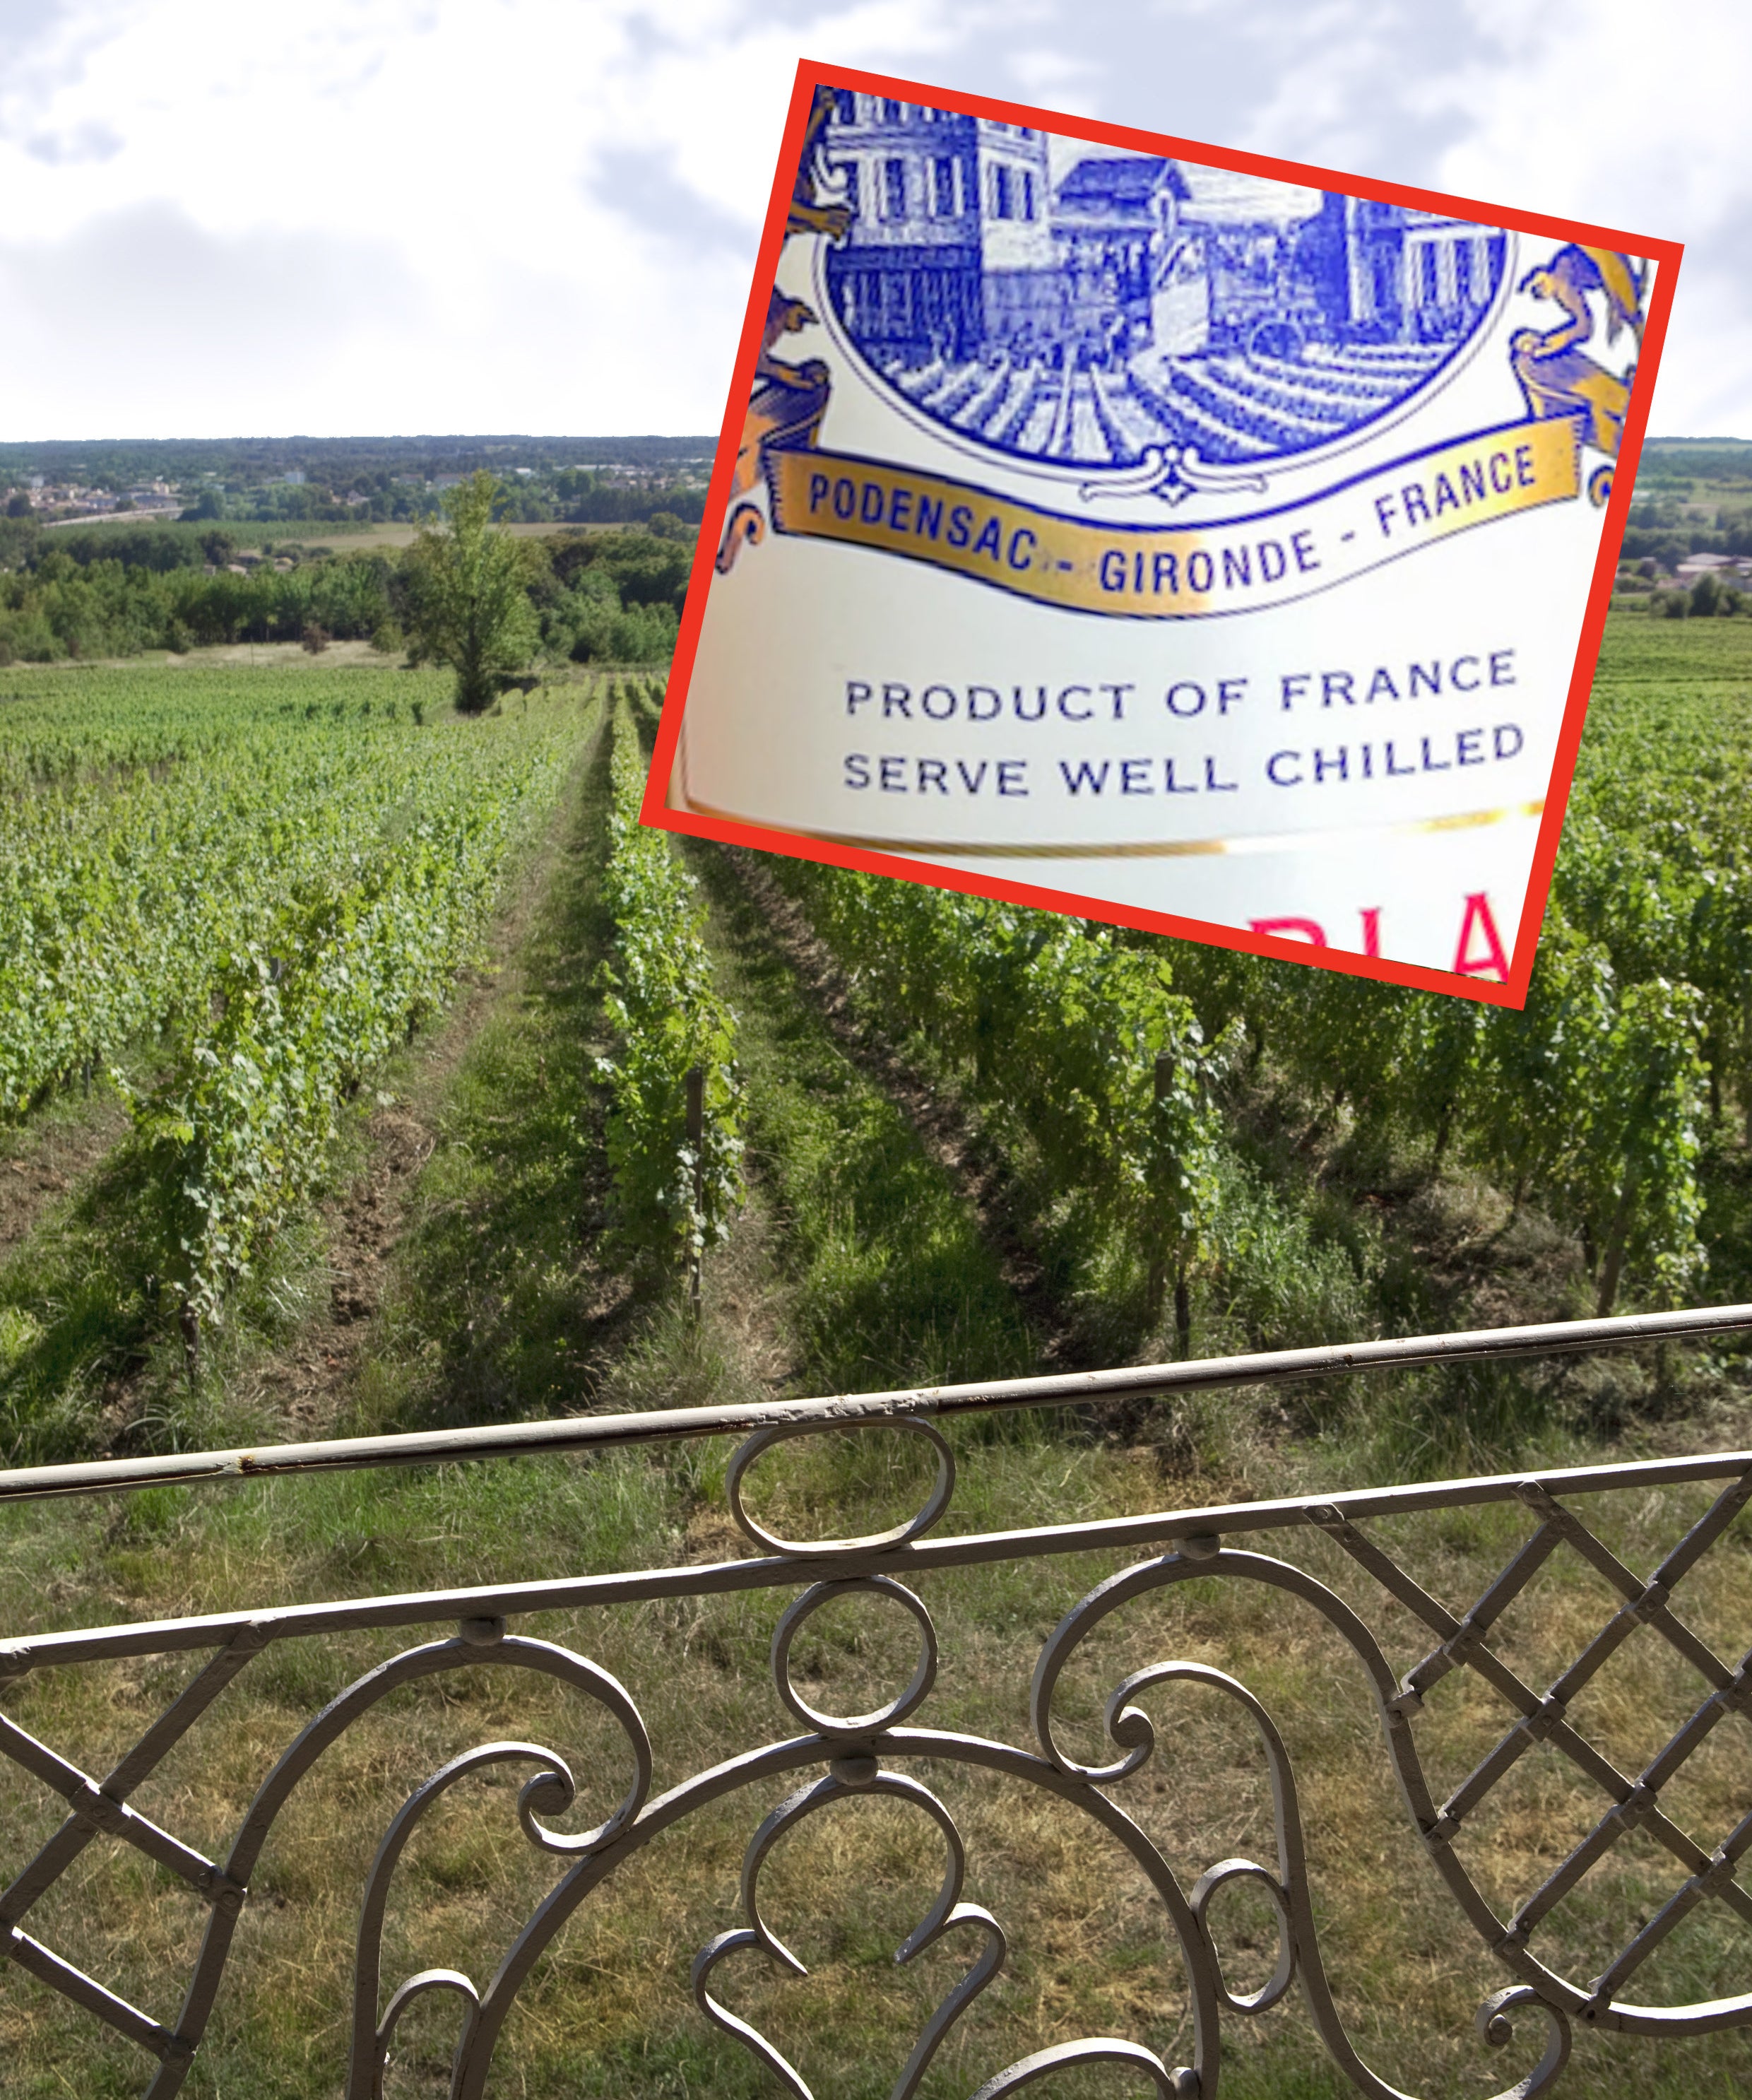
[0,1099,130,1256]
[250,1100,439,1436]
[244,778,584,1438]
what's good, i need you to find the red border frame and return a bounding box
[641,58,1683,1009]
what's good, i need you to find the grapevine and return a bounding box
[0,663,584,1329]
[595,704,743,1272]
[773,863,1226,1350]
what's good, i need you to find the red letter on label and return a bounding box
[1252,917,1327,947]
[1452,892,1510,979]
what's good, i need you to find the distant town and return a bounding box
[0,435,716,532]
[7,475,182,524]
[3,432,1751,601]
[1615,437,1752,602]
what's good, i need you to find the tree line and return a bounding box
[1620,495,1752,572]
[0,478,692,674]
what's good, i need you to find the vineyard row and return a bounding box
[1,668,581,1337]
[774,854,1706,1337]
[595,698,743,1273]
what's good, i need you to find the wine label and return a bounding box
[648,64,1679,1004]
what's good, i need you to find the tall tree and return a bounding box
[403,471,539,712]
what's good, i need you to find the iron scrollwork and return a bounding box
[0,1399,1748,2097]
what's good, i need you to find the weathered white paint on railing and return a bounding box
[1,1305,1748,2097]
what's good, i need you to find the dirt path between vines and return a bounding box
[248,697,799,1447]
[0,1099,131,1258]
[715,846,1100,1374]
[244,741,600,1439]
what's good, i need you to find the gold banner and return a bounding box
[764,415,1581,619]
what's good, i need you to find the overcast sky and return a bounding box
[1,0,1744,441]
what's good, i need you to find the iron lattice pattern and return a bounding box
[1,1415,1749,2099]
[1312,1475,1752,2012]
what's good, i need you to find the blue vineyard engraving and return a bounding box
[819,94,1508,484]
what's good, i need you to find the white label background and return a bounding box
[676,220,1633,972]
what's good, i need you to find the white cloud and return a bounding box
[0,0,1741,437]
[0,204,423,437]
[1428,0,1752,440]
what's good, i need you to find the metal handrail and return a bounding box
[6,1303,1752,2099]
[2,1299,1746,1507]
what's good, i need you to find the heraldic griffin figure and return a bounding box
[717,87,850,573]
[1511,246,1647,502]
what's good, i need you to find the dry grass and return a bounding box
[2,1443,1751,2099]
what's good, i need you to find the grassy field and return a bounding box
[39,514,381,551]
[0,625,1750,2095]
[36,512,620,557]
[1581,610,1752,757]
[339,519,616,550]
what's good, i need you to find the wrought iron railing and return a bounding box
[1,1303,1750,2098]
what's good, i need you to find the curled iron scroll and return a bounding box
[770,1576,938,1735]
[143,1630,652,2100]
[726,1415,955,1558]
[1192,1857,1295,2017]
[692,1764,1006,2100]
[451,1725,1226,2100]
[1475,1986,1573,2094]
[367,1969,476,2100]
[968,2036,1197,2098]
[1031,1550,1577,2100]
[348,1739,576,2099]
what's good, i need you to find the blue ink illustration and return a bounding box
[1510,245,1645,508]
[819,95,1508,488]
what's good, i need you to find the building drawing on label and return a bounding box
[665,71,1671,1000]
[819,94,1508,477]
